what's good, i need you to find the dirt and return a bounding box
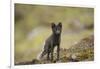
[15,35,94,65]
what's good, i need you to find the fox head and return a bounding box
[51,22,62,35]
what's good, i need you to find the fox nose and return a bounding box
[56,30,60,34]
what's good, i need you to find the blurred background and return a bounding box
[15,3,94,63]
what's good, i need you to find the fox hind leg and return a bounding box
[40,50,46,59]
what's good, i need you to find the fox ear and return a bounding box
[58,22,62,28]
[51,23,56,28]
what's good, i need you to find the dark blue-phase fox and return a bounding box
[40,22,62,61]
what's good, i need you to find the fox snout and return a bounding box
[56,30,61,34]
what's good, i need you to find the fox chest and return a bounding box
[52,38,60,46]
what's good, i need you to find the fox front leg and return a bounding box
[57,44,60,61]
[51,42,54,62]
[47,50,50,60]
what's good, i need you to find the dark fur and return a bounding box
[40,22,62,61]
